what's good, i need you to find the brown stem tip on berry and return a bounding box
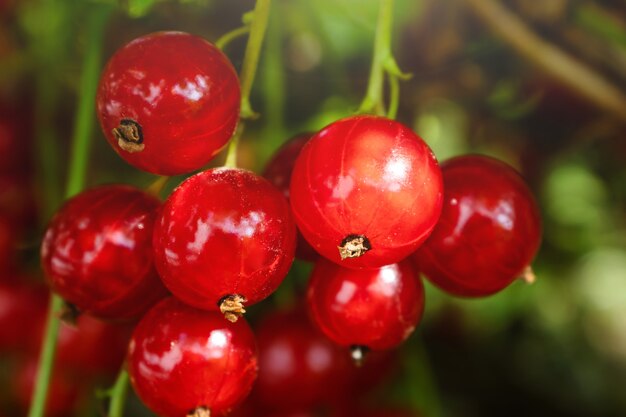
[59,302,80,326]
[350,345,370,367]
[519,265,536,284]
[187,406,211,417]
[113,118,145,153]
[338,234,371,260]
[219,294,247,323]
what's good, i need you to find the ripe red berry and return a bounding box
[0,278,48,353]
[253,308,353,411]
[263,133,319,262]
[14,359,84,417]
[289,115,443,269]
[127,297,258,417]
[0,108,31,176]
[413,155,542,297]
[55,314,134,381]
[0,214,18,272]
[41,185,168,321]
[153,168,296,322]
[96,31,240,175]
[0,175,37,229]
[307,258,424,357]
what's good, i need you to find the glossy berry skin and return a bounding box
[413,155,542,297]
[41,185,168,321]
[97,31,240,175]
[153,168,296,317]
[254,308,353,411]
[290,115,443,269]
[263,133,319,262]
[127,297,258,417]
[307,259,424,351]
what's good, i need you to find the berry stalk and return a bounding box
[107,368,130,417]
[65,5,112,198]
[358,0,393,115]
[222,0,272,168]
[357,0,408,117]
[27,5,112,417]
[239,0,272,120]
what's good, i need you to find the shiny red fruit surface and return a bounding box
[128,297,258,417]
[290,115,443,269]
[97,31,240,175]
[263,133,319,262]
[414,155,542,297]
[307,259,424,351]
[254,308,353,411]
[41,185,167,321]
[153,168,296,317]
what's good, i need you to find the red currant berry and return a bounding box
[14,359,84,417]
[55,314,134,381]
[263,133,319,262]
[290,115,443,269]
[253,308,353,411]
[413,155,542,297]
[0,175,37,229]
[0,278,48,353]
[41,185,168,321]
[0,215,19,273]
[153,168,296,322]
[307,258,424,356]
[97,31,240,175]
[0,108,31,176]
[127,297,258,417]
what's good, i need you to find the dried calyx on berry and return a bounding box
[338,234,371,260]
[112,119,144,153]
[219,294,247,323]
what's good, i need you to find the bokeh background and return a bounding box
[1,0,626,416]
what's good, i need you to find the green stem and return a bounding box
[239,0,272,119]
[260,0,286,162]
[358,0,395,115]
[215,25,251,50]
[224,125,244,169]
[27,295,64,417]
[387,73,400,119]
[28,6,112,417]
[65,5,112,198]
[34,89,62,220]
[108,368,130,417]
[146,176,170,198]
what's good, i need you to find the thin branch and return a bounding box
[465,0,626,121]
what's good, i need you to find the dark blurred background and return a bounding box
[1,0,626,416]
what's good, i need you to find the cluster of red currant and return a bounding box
[0,98,134,415]
[35,28,541,417]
